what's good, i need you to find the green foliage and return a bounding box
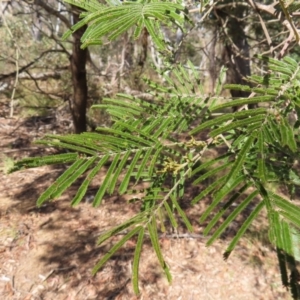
[63,0,190,56]
[9,0,300,296]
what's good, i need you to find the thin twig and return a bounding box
[247,0,274,56]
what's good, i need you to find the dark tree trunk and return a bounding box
[69,12,88,133]
[223,18,251,99]
[215,6,253,109]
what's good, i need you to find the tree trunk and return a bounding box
[69,12,88,133]
[223,19,251,99]
[215,5,253,109]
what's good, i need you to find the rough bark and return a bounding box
[69,12,88,133]
[215,6,253,109]
[223,19,251,99]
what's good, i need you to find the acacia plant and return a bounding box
[10,0,300,296]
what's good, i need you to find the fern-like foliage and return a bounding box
[11,61,210,292]
[63,0,191,56]
[12,54,300,294]
[10,0,300,296]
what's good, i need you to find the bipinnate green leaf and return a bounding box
[94,97,143,120]
[148,217,172,282]
[281,221,294,256]
[290,227,300,262]
[206,190,259,246]
[163,201,178,229]
[279,211,300,229]
[279,119,297,152]
[190,108,266,135]
[282,56,299,68]
[92,226,141,275]
[210,95,274,111]
[132,227,145,295]
[170,195,193,232]
[9,152,78,172]
[199,175,246,224]
[149,145,163,177]
[63,1,188,52]
[192,161,233,185]
[107,152,131,195]
[72,155,110,206]
[10,32,300,298]
[265,193,300,271]
[158,207,167,233]
[269,212,296,258]
[144,18,166,52]
[224,133,256,183]
[119,150,143,194]
[37,157,96,207]
[191,153,231,176]
[224,84,252,93]
[135,148,153,183]
[271,193,300,221]
[270,195,300,237]
[209,115,264,137]
[92,153,121,207]
[266,118,281,143]
[224,201,264,259]
[257,130,267,183]
[36,137,98,155]
[61,0,104,12]
[96,213,148,246]
[96,126,153,148]
[203,184,250,236]
[191,174,227,205]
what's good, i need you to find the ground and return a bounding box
[0,112,292,300]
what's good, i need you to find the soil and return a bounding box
[0,112,292,300]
